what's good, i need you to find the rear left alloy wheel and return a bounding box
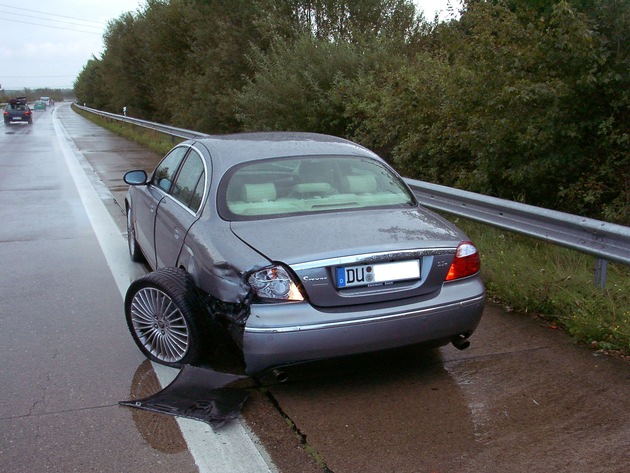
[125,268,209,366]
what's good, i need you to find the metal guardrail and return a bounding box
[74,104,629,287]
[74,104,209,140]
[405,179,630,287]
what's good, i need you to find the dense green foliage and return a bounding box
[74,0,629,225]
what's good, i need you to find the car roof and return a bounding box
[192,132,381,172]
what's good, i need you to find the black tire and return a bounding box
[124,268,212,366]
[126,206,144,262]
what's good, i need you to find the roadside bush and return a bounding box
[236,34,366,136]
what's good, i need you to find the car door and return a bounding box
[154,147,207,269]
[134,146,189,268]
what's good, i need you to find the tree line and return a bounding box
[1,88,69,103]
[74,0,629,225]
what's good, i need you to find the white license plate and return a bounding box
[336,260,420,288]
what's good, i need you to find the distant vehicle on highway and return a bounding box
[33,100,47,111]
[4,97,32,125]
[122,132,485,375]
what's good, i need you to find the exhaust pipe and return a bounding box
[272,368,289,383]
[452,334,471,350]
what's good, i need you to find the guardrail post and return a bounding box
[593,258,608,289]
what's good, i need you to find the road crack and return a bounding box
[260,387,334,473]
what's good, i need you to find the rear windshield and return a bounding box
[219,156,415,220]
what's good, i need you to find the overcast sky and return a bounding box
[0,1,460,90]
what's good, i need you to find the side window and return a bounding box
[151,146,188,193]
[170,150,206,212]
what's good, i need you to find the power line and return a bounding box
[0,9,103,31]
[0,16,102,34]
[0,3,106,26]
[3,75,76,78]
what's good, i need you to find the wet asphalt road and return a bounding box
[2,104,629,472]
[0,107,197,471]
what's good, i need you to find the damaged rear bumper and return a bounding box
[242,279,485,375]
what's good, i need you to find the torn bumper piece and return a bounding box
[119,365,249,428]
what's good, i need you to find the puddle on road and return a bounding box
[124,360,187,453]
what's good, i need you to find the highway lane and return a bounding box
[19,103,630,473]
[0,105,274,472]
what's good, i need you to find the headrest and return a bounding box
[241,183,276,202]
[292,182,333,195]
[344,175,377,193]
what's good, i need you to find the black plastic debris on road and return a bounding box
[120,364,250,429]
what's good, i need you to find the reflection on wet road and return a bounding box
[127,361,188,454]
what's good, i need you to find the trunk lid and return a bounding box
[230,207,463,307]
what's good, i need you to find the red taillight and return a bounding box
[24,110,30,116]
[445,241,480,281]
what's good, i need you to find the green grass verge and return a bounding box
[71,105,630,357]
[454,217,630,356]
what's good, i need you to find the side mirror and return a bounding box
[124,170,148,185]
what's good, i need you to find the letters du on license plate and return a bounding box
[336,260,421,288]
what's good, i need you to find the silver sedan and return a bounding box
[123,132,485,375]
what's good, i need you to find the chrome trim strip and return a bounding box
[244,295,484,334]
[291,248,456,271]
